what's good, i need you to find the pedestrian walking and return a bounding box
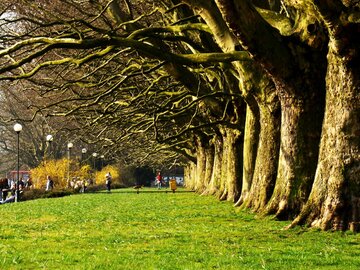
[46,175,54,191]
[105,172,112,192]
[156,171,162,189]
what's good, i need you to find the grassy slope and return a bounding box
[0,188,359,270]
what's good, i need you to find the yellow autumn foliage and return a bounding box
[94,165,120,185]
[30,158,92,189]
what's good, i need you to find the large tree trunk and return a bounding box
[218,127,243,202]
[235,65,280,210]
[202,133,223,196]
[184,161,196,189]
[193,135,208,192]
[241,97,280,211]
[265,87,324,219]
[290,42,360,231]
[236,105,259,205]
[199,141,215,195]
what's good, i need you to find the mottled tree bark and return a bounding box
[200,142,215,194]
[218,126,243,202]
[241,92,280,211]
[193,135,208,192]
[184,161,196,189]
[264,90,323,218]
[290,39,360,231]
[202,134,223,196]
[236,105,259,205]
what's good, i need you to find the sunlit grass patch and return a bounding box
[0,187,359,269]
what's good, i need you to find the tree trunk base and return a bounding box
[219,188,228,201]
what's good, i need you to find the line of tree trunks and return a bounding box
[182,0,359,231]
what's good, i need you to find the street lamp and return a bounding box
[81,148,87,164]
[92,152,98,170]
[67,142,73,183]
[46,134,53,159]
[13,123,22,203]
[100,155,105,169]
[46,134,53,142]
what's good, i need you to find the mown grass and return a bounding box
[0,188,359,270]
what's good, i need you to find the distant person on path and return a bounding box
[156,172,162,189]
[25,178,33,189]
[46,175,54,191]
[105,172,112,192]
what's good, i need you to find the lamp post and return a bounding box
[46,134,53,159]
[67,142,73,183]
[81,148,87,165]
[13,123,22,203]
[100,155,105,170]
[92,152,98,170]
[92,152,98,184]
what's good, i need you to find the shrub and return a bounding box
[20,188,74,201]
[30,159,92,189]
[94,165,120,185]
[84,183,126,193]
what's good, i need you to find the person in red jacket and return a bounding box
[156,172,162,189]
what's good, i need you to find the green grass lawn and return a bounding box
[0,188,359,270]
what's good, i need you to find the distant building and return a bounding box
[7,170,31,180]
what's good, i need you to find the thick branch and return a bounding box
[0,36,250,79]
[214,0,295,80]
